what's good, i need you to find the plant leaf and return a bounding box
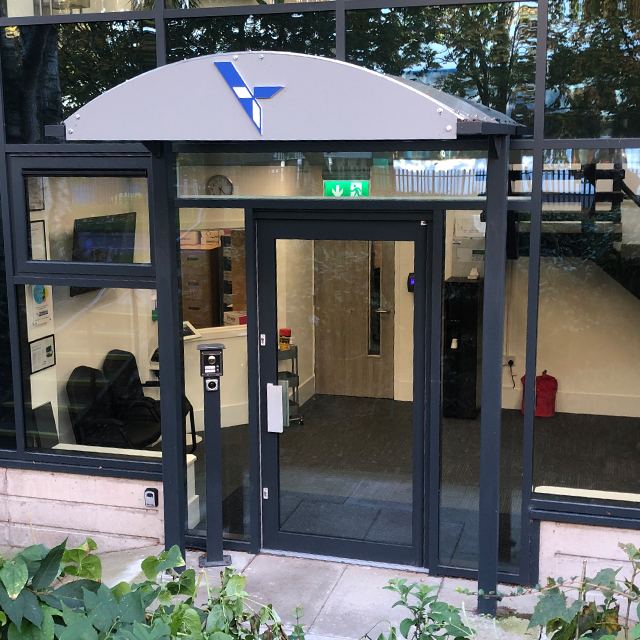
[0,558,29,600]
[399,618,412,639]
[32,543,66,592]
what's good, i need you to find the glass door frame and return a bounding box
[256,210,433,566]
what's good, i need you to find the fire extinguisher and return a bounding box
[521,371,558,417]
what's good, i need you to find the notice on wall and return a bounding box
[29,220,47,260]
[454,214,485,238]
[29,334,56,374]
[27,284,52,327]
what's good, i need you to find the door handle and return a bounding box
[266,383,284,433]
[376,309,392,314]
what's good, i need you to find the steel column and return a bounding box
[477,134,510,616]
[150,142,187,557]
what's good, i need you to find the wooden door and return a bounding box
[314,240,395,398]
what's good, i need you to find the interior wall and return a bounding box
[502,256,640,417]
[277,239,315,404]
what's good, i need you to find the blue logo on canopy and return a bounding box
[215,61,284,134]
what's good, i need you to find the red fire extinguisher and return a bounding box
[521,371,558,417]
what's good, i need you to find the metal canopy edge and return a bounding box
[64,51,515,143]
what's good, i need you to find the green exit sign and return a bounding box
[324,180,370,197]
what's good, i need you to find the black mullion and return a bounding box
[335,0,346,60]
[0,48,25,455]
[153,142,187,556]
[477,134,510,616]
[520,0,548,587]
[542,138,640,149]
[12,274,156,288]
[427,209,443,573]
[244,207,262,554]
[6,144,150,153]
[0,455,162,478]
[344,0,523,9]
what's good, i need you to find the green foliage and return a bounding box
[363,578,474,640]
[290,605,305,640]
[0,541,293,640]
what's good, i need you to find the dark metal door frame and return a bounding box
[255,211,431,567]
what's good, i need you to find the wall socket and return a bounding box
[503,355,516,367]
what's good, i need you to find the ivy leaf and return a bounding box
[8,611,54,640]
[588,568,619,598]
[57,618,98,640]
[112,582,131,603]
[32,543,66,592]
[117,591,146,625]
[0,558,29,600]
[83,585,118,633]
[529,590,580,629]
[0,584,43,630]
[18,546,47,580]
[140,557,159,582]
[42,580,100,612]
[206,604,226,633]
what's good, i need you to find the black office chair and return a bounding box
[102,349,197,453]
[66,366,161,449]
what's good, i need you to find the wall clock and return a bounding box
[206,175,234,196]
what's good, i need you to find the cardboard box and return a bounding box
[201,230,221,247]
[181,231,200,245]
[224,311,247,326]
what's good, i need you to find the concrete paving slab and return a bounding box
[185,549,255,575]
[100,545,163,587]
[311,563,441,640]
[436,577,479,614]
[241,554,347,627]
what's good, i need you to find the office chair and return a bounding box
[66,366,161,449]
[102,349,197,453]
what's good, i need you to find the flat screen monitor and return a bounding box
[70,212,137,297]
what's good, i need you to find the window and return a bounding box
[176,151,490,200]
[18,285,161,461]
[166,13,336,62]
[178,208,250,541]
[346,3,537,129]
[25,175,151,264]
[533,147,640,504]
[1,22,156,144]
[546,0,640,138]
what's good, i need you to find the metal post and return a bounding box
[477,134,510,616]
[198,343,232,567]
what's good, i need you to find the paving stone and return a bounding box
[240,554,346,626]
[100,545,163,588]
[311,563,440,639]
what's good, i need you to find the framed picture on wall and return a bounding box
[29,334,56,374]
[27,177,45,211]
[29,220,47,260]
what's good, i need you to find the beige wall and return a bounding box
[277,239,316,405]
[502,256,640,417]
[0,468,163,551]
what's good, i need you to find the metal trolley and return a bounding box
[277,345,304,425]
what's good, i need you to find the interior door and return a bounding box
[314,240,395,398]
[258,216,429,565]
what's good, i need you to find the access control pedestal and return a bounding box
[197,343,232,567]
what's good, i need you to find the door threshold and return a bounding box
[261,548,431,574]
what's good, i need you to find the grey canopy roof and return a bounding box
[64,51,520,143]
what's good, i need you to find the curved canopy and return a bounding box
[64,51,517,143]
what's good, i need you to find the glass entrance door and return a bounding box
[258,217,428,565]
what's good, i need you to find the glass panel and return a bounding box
[180,208,250,541]
[346,3,537,129]
[176,151,489,199]
[369,241,383,356]
[18,286,161,461]
[2,22,156,144]
[26,175,151,264]
[166,14,336,61]
[439,210,484,569]
[2,0,152,17]
[0,214,15,450]
[533,148,640,505]
[546,1,640,138]
[276,239,414,544]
